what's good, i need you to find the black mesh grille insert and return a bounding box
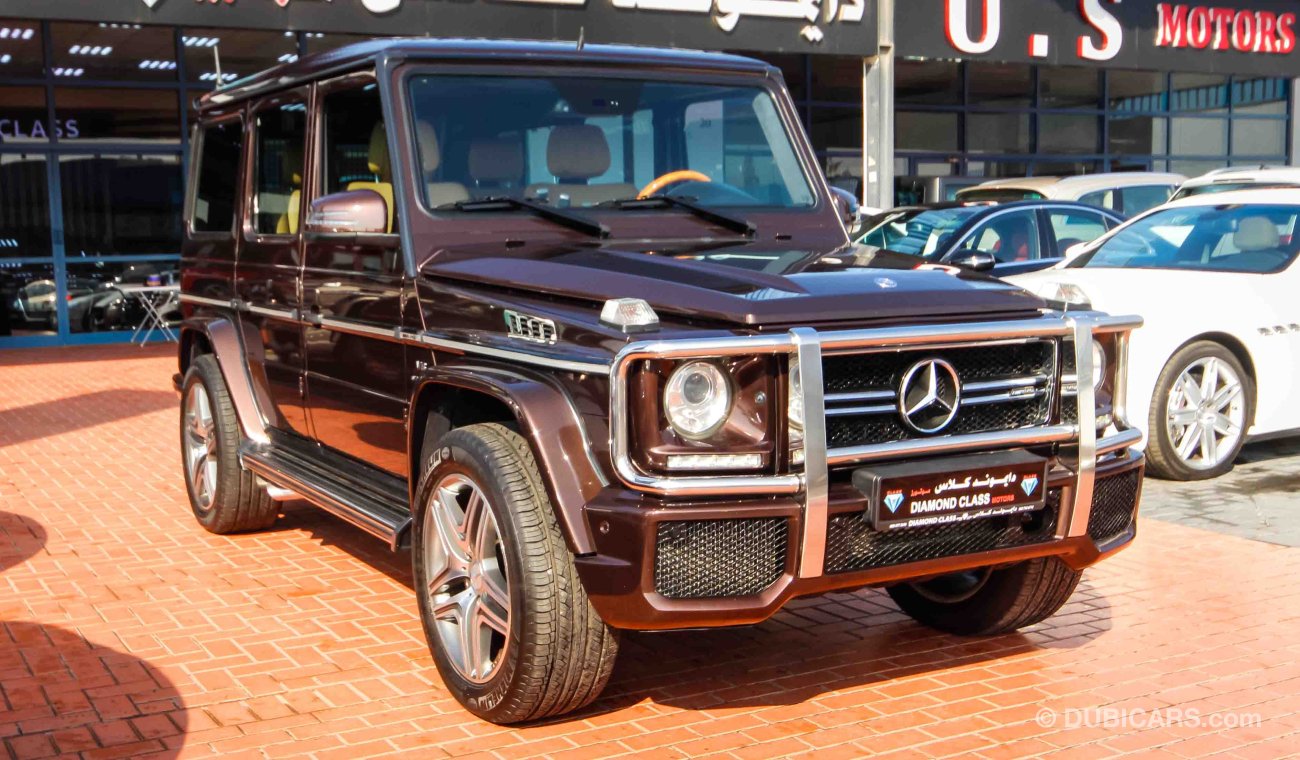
[824,488,1062,574]
[654,518,788,599]
[822,342,1055,449]
[1087,469,1141,543]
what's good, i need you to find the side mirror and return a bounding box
[1064,242,1088,260]
[829,186,859,228]
[305,189,388,236]
[947,251,997,272]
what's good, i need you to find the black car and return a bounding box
[856,200,1125,277]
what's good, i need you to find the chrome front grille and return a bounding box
[821,341,1056,449]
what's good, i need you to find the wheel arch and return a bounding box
[408,366,606,555]
[178,316,269,444]
[1172,331,1258,425]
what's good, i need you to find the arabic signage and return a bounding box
[898,0,1300,75]
[4,0,877,56]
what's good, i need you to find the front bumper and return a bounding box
[587,311,1146,631]
[577,448,1143,630]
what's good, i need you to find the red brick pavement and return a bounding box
[1,344,1298,759]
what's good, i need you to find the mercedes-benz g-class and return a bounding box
[177,39,1144,724]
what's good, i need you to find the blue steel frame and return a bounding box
[0,22,313,348]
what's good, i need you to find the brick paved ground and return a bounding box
[1,344,1299,760]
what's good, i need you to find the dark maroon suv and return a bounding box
[176,39,1144,724]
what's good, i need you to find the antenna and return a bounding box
[213,45,224,90]
[576,26,585,51]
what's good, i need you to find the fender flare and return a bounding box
[180,317,270,445]
[408,364,608,555]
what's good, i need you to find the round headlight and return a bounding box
[1090,340,1106,392]
[664,361,731,439]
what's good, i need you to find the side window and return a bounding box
[960,210,1041,262]
[1077,189,1116,211]
[1121,185,1174,216]
[192,120,242,234]
[252,101,307,235]
[320,83,396,233]
[1048,210,1109,252]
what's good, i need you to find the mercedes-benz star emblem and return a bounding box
[898,358,961,434]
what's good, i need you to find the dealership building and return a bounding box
[1,0,1296,347]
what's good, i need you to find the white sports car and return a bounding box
[1009,189,1300,481]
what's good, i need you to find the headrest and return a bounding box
[1234,216,1279,252]
[547,124,609,180]
[469,137,524,184]
[367,123,390,181]
[414,120,442,176]
[282,144,303,187]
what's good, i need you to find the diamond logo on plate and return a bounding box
[1021,475,1040,496]
[884,492,905,514]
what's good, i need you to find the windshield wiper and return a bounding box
[605,195,756,238]
[441,196,609,239]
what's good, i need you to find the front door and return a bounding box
[302,72,409,476]
[235,88,311,436]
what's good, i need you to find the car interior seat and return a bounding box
[413,120,470,210]
[275,145,304,235]
[525,124,635,207]
[468,136,524,194]
[345,124,398,232]
[1234,216,1280,252]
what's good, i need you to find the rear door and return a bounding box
[302,72,410,476]
[235,88,311,436]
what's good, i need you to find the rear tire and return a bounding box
[179,354,278,534]
[413,423,618,724]
[887,557,1082,635]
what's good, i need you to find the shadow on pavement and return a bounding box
[257,504,1114,722]
[0,389,177,449]
[0,511,189,758]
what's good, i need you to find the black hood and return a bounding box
[418,240,1046,326]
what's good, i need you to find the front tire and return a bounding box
[887,557,1082,635]
[1146,341,1251,481]
[413,423,618,724]
[179,354,278,533]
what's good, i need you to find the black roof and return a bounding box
[199,37,776,110]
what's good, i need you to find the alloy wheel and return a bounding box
[182,381,219,511]
[1165,357,1245,471]
[423,473,512,684]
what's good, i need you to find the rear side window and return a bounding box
[1048,210,1109,250]
[1077,189,1116,211]
[252,101,307,235]
[1120,184,1174,215]
[192,120,242,234]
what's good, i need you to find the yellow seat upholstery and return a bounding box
[346,124,397,233]
[276,189,301,235]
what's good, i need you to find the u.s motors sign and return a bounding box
[899,0,1300,75]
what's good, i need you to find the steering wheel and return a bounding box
[638,170,711,199]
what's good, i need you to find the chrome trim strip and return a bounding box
[419,332,610,375]
[1064,318,1098,539]
[826,425,1077,465]
[791,328,829,578]
[1097,427,1142,456]
[963,375,1048,393]
[825,403,895,417]
[817,317,1073,352]
[247,304,294,320]
[179,293,230,309]
[825,389,895,404]
[959,388,1048,407]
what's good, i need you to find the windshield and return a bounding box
[856,207,981,257]
[956,188,1044,203]
[1073,204,1300,273]
[407,74,815,211]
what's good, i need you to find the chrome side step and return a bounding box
[240,443,412,551]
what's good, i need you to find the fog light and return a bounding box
[666,453,763,471]
[791,448,805,466]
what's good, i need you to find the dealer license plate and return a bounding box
[852,451,1049,532]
